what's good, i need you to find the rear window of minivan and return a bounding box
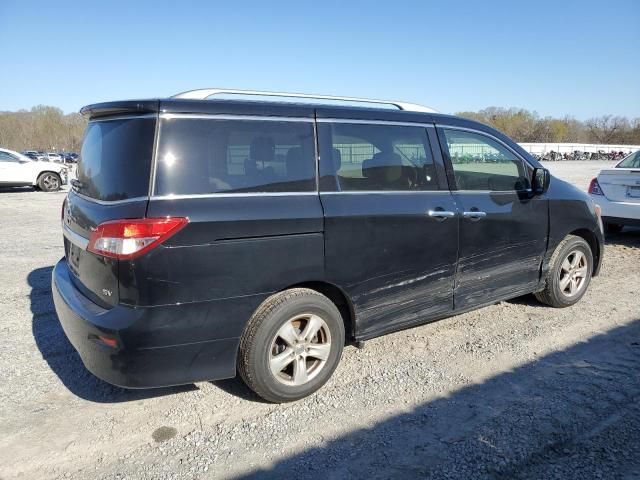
[77,117,156,201]
[154,118,316,195]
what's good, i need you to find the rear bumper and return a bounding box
[591,194,640,222]
[52,259,239,388]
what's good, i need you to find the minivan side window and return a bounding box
[442,129,530,191]
[155,119,316,196]
[318,123,438,191]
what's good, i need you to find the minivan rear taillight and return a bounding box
[588,178,603,195]
[87,217,188,260]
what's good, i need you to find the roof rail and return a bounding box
[171,88,438,113]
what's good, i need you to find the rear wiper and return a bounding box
[70,179,84,190]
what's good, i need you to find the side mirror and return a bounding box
[532,167,550,195]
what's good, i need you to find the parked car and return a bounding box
[22,151,40,161]
[62,152,79,163]
[53,89,604,403]
[588,150,640,233]
[0,147,68,191]
[22,150,46,161]
[46,152,63,163]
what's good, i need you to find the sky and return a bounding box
[0,0,638,119]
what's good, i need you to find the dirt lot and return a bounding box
[0,161,638,480]
[543,160,619,191]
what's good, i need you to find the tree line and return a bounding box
[1,105,639,154]
[0,106,86,153]
[457,107,640,145]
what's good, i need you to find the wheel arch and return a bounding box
[36,170,62,181]
[568,228,601,276]
[284,281,357,344]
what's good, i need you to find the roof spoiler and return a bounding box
[80,100,159,119]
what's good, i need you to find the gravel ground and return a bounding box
[541,160,619,191]
[0,162,639,480]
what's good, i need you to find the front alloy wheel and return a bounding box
[535,234,593,308]
[557,250,589,297]
[38,173,61,192]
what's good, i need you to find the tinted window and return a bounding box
[318,123,438,191]
[443,129,530,191]
[78,118,156,201]
[155,119,316,195]
[0,152,19,162]
[618,151,640,168]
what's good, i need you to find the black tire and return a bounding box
[238,288,345,403]
[37,172,62,192]
[604,222,623,234]
[534,235,593,308]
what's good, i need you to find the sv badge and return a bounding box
[102,289,113,297]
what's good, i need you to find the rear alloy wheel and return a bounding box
[269,313,332,386]
[238,288,344,403]
[37,172,61,192]
[535,235,593,308]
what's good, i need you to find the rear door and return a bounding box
[62,115,156,308]
[0,151,29,183]
[437,126,548,310]
[318,119,458,339]
[598,151,640,203]
[142,113,324,312]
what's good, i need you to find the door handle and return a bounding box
[462,211,487,219]
[427,210,456,219]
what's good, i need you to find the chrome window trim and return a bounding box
[312,118,320,192]
[150,192,319,201]
[320,190,451,195]
[149,112,161,200]
[159,113,314,122]
[152,114,318,197]
[317,118,443,194]
[62,223,89,250]
[435,124,534,169]
[87,113,157,124]
[317,118,433,128]
[453,189,533,195]
[69,189,148,205]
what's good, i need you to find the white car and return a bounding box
[589,150,640,233]
[46,152,63,163]
[0,148,68,191]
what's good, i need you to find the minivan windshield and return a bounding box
[77,117,156,201]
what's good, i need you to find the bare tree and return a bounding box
[584,115,628,144]
[0,106,87,152]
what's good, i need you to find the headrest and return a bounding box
[250,136,275,163]
[362,152,403,183]
[286,147,305,178]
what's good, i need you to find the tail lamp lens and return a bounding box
[87,217,188,260]
[588,178,603,195]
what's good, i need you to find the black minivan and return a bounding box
[53,89,604,403]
